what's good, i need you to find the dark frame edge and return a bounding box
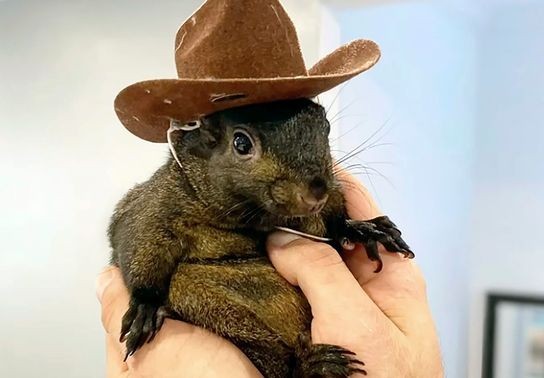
[481,292,544,378]
[482,294,497,378]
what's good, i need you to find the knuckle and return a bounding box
[100,289,128,334]
[100,294,122,332]
[303,244,343,269]
[398,262,428,299]
[411,264,427,291]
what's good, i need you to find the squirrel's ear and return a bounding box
[181,119,222,159]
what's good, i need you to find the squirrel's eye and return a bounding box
[233,131,254,156]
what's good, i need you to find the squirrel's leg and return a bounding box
[112,228,183,359]
[168,261,308,378]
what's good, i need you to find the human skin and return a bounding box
[96,172,443,377]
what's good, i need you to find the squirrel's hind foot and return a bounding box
[294,334,366,377]
[120,299,177,360]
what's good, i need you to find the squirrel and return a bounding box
[108,98,414,377]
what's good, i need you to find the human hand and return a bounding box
[97,172,442,378]
[96,267,262,378]
[266,171,443,377]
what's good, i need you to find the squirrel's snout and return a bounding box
[299,193,328,214]
[309,177,328,200]
[298,176,329,214]
[270,176,330,216]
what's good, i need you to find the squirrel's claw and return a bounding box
[147,306,178,344]
[120,300,173,360]
[341,215,414,273]
[295,334,366,377]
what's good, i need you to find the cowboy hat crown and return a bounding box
[115,0,380,142]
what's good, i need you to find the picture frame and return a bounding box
[483,293,544,378]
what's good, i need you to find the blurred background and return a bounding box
[1,0,543,377]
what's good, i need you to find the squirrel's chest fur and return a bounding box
[173,222,264,261]
[168,213,326,336]
[168,210,313,346]
[110,163,318,350]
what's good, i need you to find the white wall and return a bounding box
[331,3,477,377]
[330,1,544,377]
[0,1,333,376]
[0,1,200,376]
[468,2,544,376]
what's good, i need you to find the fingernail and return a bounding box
[95,266,115,303]
[268,232,303,248]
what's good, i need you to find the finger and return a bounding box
[335,168,382,220]
[337,170,408,279]
[267,232,394,342]
[126,319,262,377]
[97,270,261,377]
[346,244,427,294]
[106,335,128,377]
[364,255,430,332]
[97,266,129,375]
[337,169,418,288]
[337,170,407,284]
[96,266,129,339]
[337,171,432,334]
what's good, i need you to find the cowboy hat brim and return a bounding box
[115,39,380,143]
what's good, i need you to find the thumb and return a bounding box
[266,232,383,330]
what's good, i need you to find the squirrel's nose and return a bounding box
[300,193,329,214]
[309,177,328,200]
[295,176,329,214]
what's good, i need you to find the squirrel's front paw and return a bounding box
[120,295,174,360]
[341,215,414,273]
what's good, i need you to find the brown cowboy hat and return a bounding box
[114,0,381,143]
